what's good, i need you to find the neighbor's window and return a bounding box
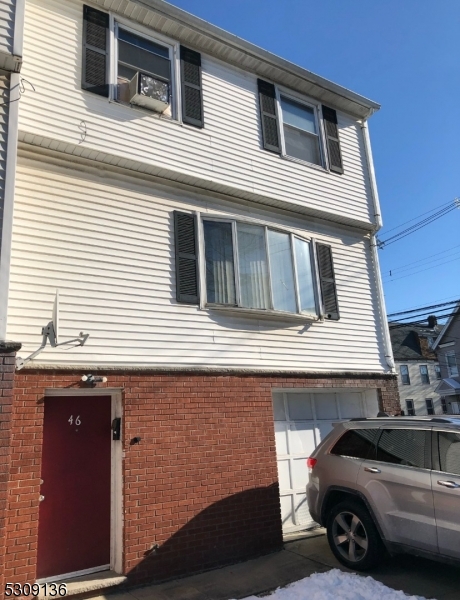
[446,352,459,377]
[203,220,317,316]
[435,364,442,380]
[441,397,448,414]
[400,365,410,385]
[425,398,434,415]
[420,365,430,384]
[279,95,322,166]
[116,26,172,113]
[405,399,415,416]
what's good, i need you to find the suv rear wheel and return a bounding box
[326,499,385,570]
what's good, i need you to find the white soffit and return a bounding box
[94,0,380,120]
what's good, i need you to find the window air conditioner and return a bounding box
[129,72,169,113]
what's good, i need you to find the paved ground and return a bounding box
[94,530,460,600]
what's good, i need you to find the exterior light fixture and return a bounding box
[81,374,107,385]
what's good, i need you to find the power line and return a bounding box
[388,300,460,318]
[388,311,458,328]
[381,199,455,235]
[378,199,459,248]
[383,255,460,282]
[383,244,460,278]
[388,293,460,315]
[389,310,456,325]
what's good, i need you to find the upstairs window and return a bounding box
[82,6,204,127]
[400,365,410,385]
[435,364,442,380]
[257,79,344,173]
[116,27,172,114]
[420,365,430,384]
[447,352,459,377]
[279,96,321,166]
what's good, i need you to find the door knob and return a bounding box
[39,495,45,502]
[437,480,460,489]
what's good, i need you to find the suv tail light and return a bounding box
[307,457,317,471]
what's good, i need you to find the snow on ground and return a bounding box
[239,569,429,600]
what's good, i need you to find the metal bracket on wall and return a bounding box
[15,324,89,370]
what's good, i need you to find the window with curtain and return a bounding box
[203,219,318,316]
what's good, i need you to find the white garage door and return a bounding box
[273,390,374,533]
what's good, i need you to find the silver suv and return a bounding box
[306,416,460,570]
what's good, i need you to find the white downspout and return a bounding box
[360,118,395,372]
[0,0,25,340]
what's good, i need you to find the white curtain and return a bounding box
[237,223,270,309]
[203,221,236,304]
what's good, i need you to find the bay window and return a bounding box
[202,219,318,316]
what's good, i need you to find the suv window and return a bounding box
[376,429,430,469]
[438,432,460,475]
[330,429,379,459]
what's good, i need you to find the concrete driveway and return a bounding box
[93,530,460,600]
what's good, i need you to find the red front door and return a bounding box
[37,395,112,580]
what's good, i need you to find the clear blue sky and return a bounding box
[169,0,460,319]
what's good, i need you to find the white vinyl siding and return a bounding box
[18,0,374,227]
[0,0,16,56]
[8,162,386,371]
[395,361,444,416]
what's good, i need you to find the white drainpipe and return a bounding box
[361,118,395,372]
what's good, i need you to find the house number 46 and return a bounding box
[68,415,81,425]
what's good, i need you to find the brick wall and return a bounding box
[3,369,398,588]
[0,342,21,597]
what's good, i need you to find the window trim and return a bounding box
[275,86,328,171]
[420,364,430,384]
[109,14,181,121]
[446,351,459,378]
[425,398,434,415]
[405,399,415,416]
[400,364,410,385]
[198,213,321,320]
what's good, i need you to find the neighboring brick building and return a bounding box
[0,0,397,593]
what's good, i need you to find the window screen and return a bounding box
[330,429,378,460]
[376,429,429,469]
[438,432,460,475]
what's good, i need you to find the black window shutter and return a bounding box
[174,211,200,304]
[257,79,281,153]
[82,5,109,97]
[322,106,343,174]
[316,243,339,320]
[180,46,204,128]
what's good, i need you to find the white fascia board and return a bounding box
[95,0,380,119]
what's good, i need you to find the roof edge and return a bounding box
[107,0,381,118]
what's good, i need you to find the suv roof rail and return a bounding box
[348,416,460,423]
